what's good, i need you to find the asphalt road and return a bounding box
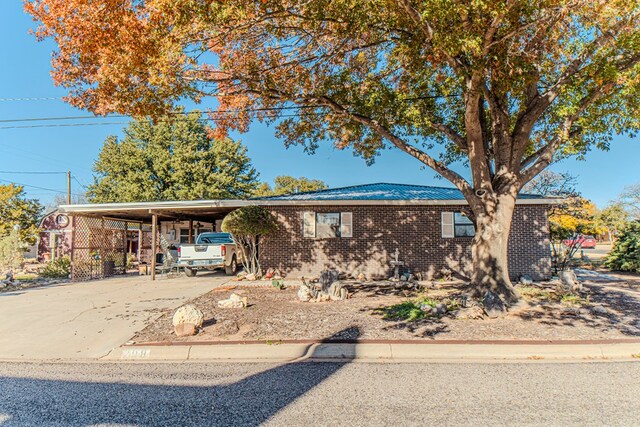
[0,361,639,426]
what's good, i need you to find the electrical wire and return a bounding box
[0,170,68,175]
[0,177,84,196]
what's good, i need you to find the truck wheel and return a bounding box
[185,268,197,277]
[225,256,237,276]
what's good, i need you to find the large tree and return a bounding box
[87,111,259,202]
[26,1,640,303]
[254,176,328,197]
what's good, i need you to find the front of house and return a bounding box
[53,182,555,281]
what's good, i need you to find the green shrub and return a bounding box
[605,221,640,273]
[40,256,71,279]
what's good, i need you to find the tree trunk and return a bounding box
[470,193,519,304]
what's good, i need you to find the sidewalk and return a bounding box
[104,339,640,362]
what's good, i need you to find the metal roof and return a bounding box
[257,182,546,201]
[58,183,557,222]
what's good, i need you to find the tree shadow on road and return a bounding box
[0,328,360,426]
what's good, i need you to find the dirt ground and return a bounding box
[133,270,640,343]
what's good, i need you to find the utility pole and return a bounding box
[67,171,71,204]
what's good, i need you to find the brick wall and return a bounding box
[260,204,551,281]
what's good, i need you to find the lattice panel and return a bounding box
[71,215,136,281]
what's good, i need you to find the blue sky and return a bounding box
[1,2,638,208]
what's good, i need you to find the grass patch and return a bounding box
[377,297,460,321]
[14,273,38,281]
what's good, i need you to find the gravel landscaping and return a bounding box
[132,271,640,343]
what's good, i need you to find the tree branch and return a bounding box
[316,95,473,196]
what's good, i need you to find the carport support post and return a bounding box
[188,219,193,244]
[151,213,157,281]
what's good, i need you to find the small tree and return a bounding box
[221,206,279,275]
[605,221,640,273]
[0,228,26,275]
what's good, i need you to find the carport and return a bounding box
[59,200,257,281]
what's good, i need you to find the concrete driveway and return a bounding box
[0,273,228,360]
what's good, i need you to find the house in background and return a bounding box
[57,182,558,282]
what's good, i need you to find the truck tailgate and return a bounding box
[179,244,222,261]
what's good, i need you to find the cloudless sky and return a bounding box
[1,2,639,208]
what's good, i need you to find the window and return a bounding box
[179,228,212,244]
[441,212,475,238]
[303,211,353,238]
[316,213,340,238]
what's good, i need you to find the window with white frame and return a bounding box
[303,211,353,238]
[441,212,475,238]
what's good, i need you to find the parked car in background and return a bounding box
[177,232,241,276]
[562,235,597,249]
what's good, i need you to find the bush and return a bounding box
[605,221,640,273]
[0,229,26,272]
[40,256,71,279]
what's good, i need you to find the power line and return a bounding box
[0,170,68,175]
[0,177,83,196]
[0,97,61,102]
[0,106,312,124]
[71,175,89,189]
[0,113,306,130]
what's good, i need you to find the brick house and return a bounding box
[58,182,555,281]
[259,183,553,281]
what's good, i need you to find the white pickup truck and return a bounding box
[177,232,240,277]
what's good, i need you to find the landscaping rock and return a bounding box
[519,275,533,286]
[174,323,198,337]
[419,303,434,314]
[297,283,315,302]
[218,293,248,308]
[172,304,204,337]
[319,270,339,291]
[357,272,366,282]
[591,305,609,315]
[435,303,447,315]
[245,273,257,281]
[327,281,349,301]
[560,270,581,292]
[455,306,485,320]
[483,291,506,318]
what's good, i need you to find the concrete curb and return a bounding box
[103,342,640,363]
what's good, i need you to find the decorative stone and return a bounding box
[435,303,447,315]
[297,283,315,302]
[591,305,609,315]
[319,270,340,291]
[218,293,248,308]
[174,323,198,337]
[483,291,506,318]
[419,304,434,314]
[560,270,581,292]
[357,273,366,282]
[245,273,257,281]
[455,306,485,320]
[172,304,204,337]
[327,281,349,301]
[519,275,533,286]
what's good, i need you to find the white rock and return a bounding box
[218,293,248,308]
[172,304,204,328]
[297,283,315,302]
[245,273,257,281]
[560,270,581,292]
[519,275,533,286]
